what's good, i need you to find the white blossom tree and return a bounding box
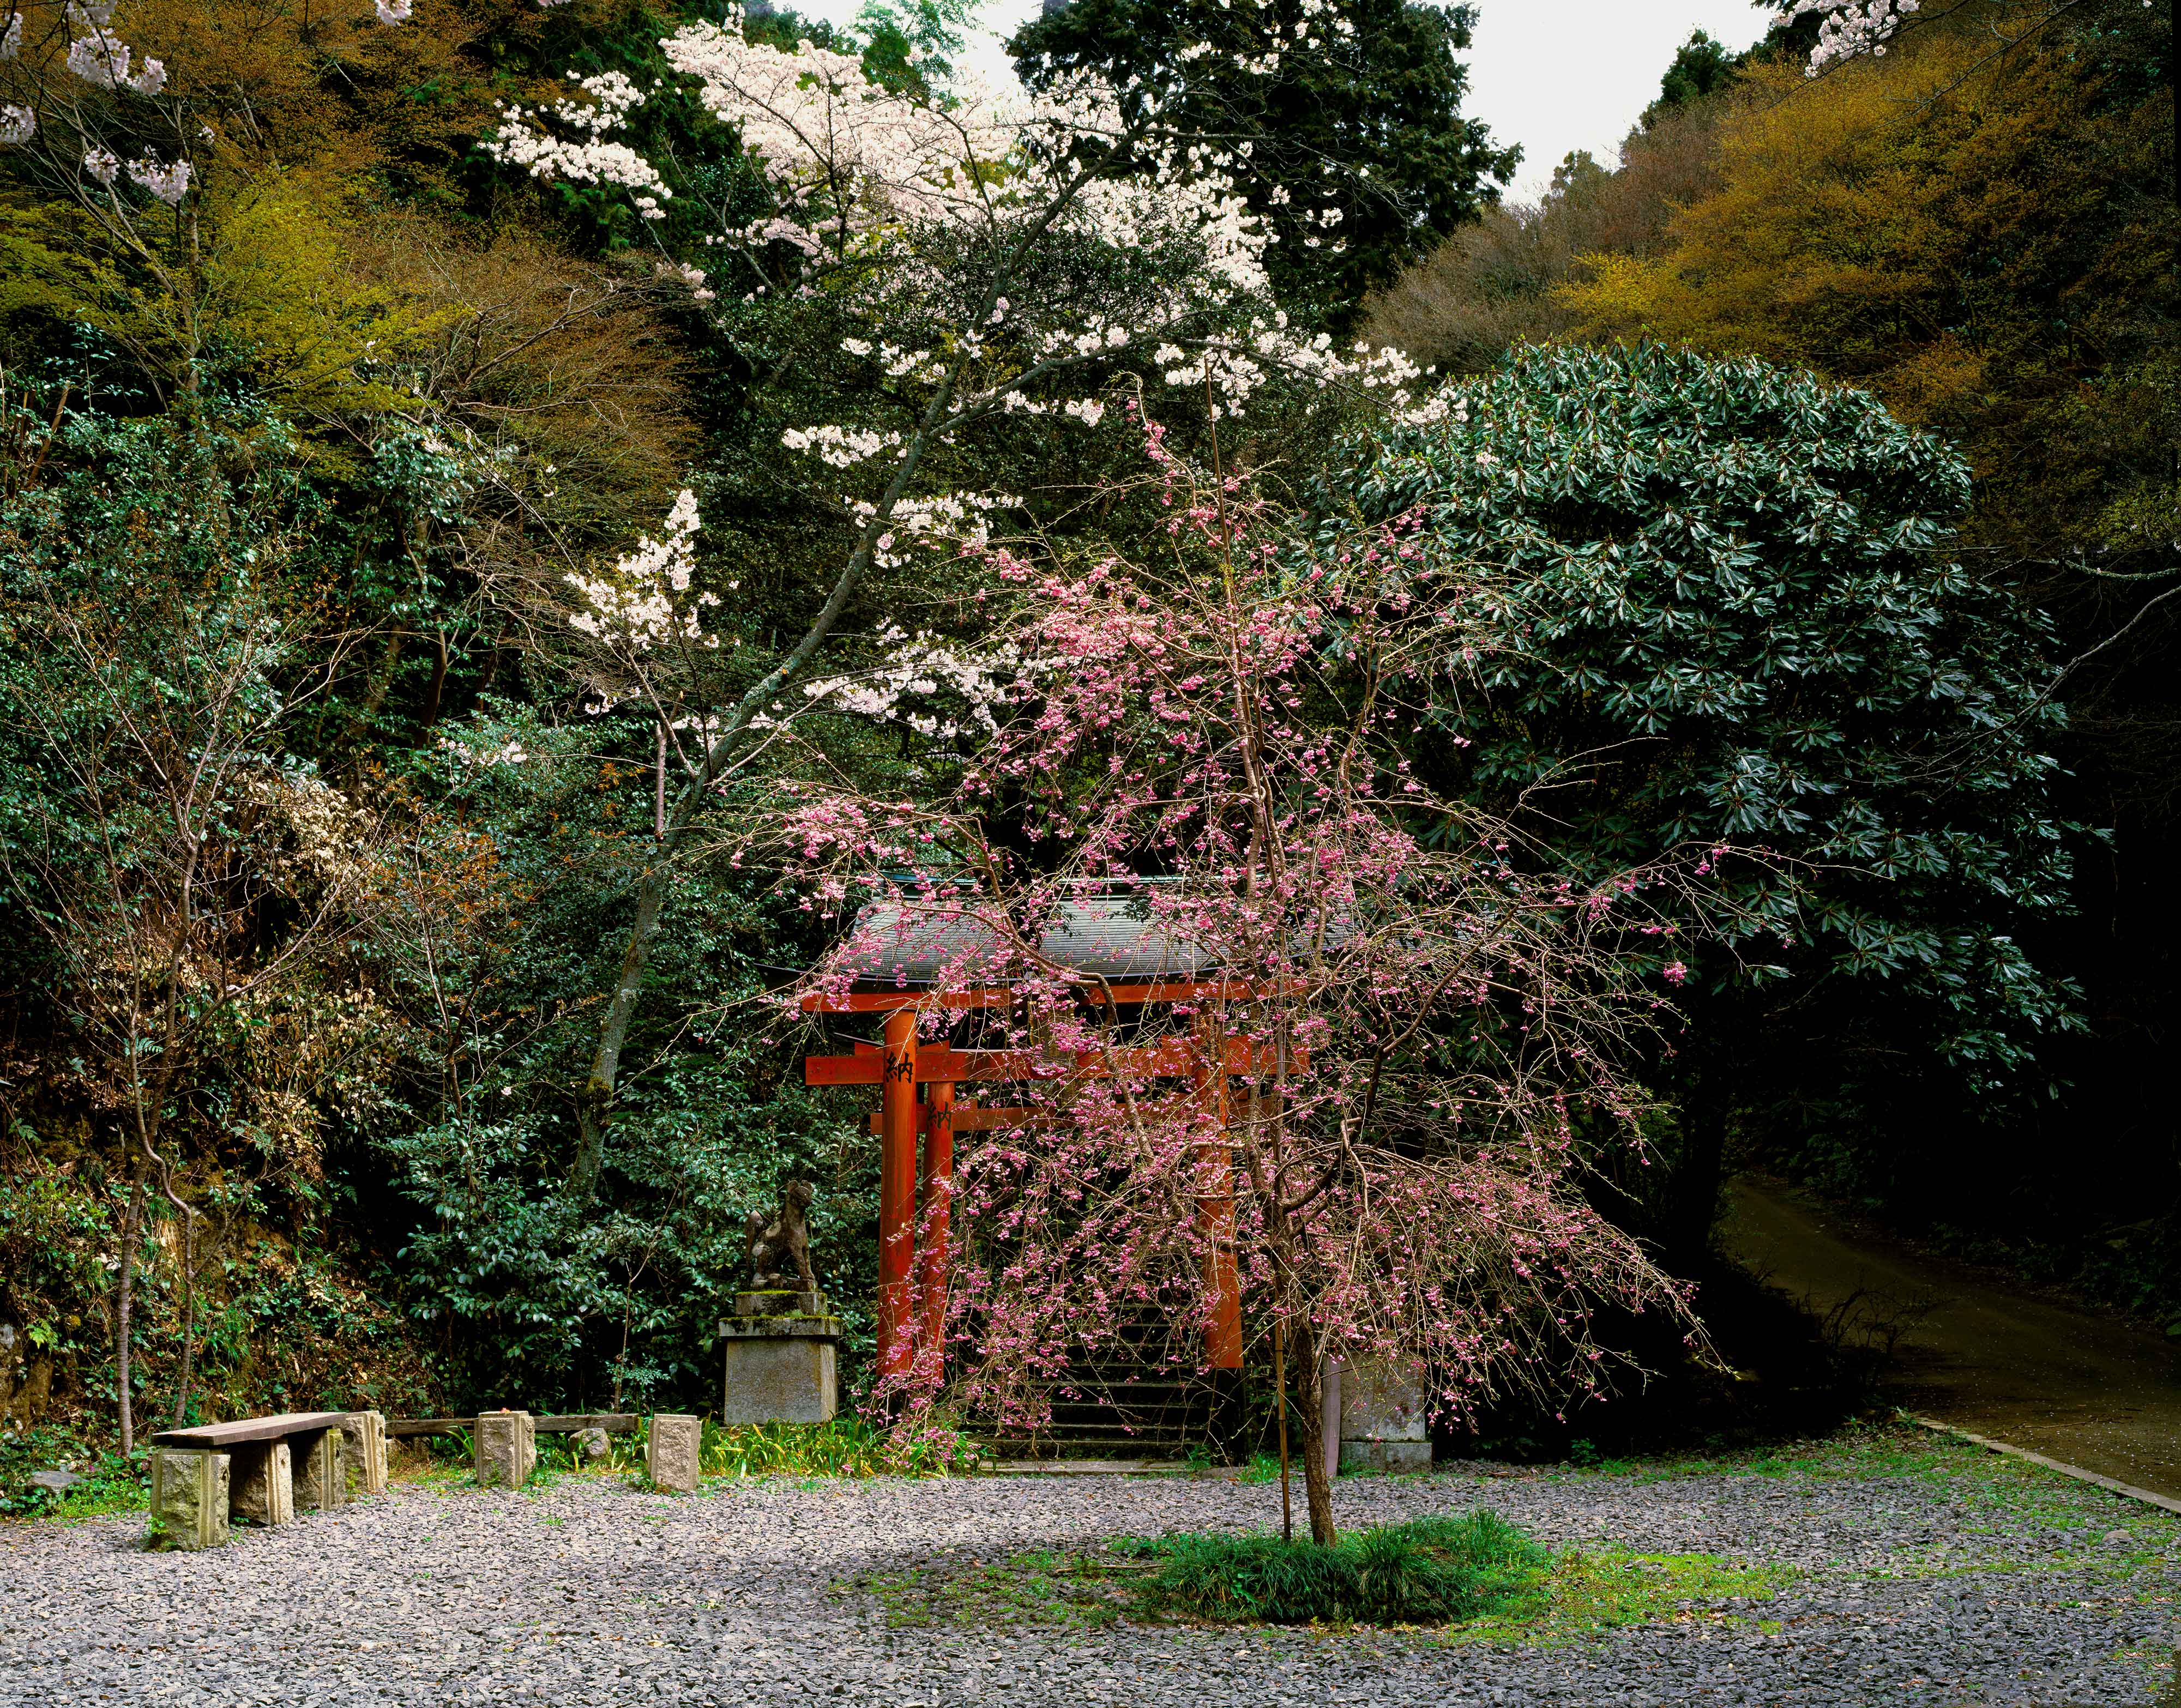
[484,5,1453,1194]
[1775,0,2130,76]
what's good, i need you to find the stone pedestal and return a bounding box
[293,1427,346,1511]
[341,1410,388,1496]
[229,1440,293,1526]
[148,1448,231,1550]
[646,1413,703,1492]
[1338,1357,1431,1474]
[720,1291,841,1425]
[475,1410,537,1488]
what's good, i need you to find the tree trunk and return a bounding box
[1272,1314,1292,1541]
[1666,1073,1730,1269]
[421,627,449,726]
[1288,1317,1337,1546]
[568,357,965,1201]
[114,1162,146,1458]
[169,1198,198,1428]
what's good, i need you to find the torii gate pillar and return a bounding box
[877,1007,919,1384]
[917,1081,954,1384]
[1194,1017,1244,1372]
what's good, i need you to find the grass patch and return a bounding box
[849,1519,1797,1641]
[697,1417,966,1480]
[1543,1419,2181,1538]
[398,1415,977,1492]
[1447,1550,1795,1646]
[1139,1512,1550,1625]
[1,1451,146,1524]
[853,1546,1144,1629]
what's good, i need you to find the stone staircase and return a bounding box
[978,1318,1240,1460]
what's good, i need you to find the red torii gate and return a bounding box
[799,979,1272,1387]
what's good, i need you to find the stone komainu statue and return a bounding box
[746,1178,819,1293]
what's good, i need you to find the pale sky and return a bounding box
[789,0,1776,202]
[1466,1,1773,198]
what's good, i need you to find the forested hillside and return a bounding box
[0,0,1497,1460]
[1365,0,2177,1315]
[0,0,2169,1488]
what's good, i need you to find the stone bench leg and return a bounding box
[341,1410,388,1496]
[646,1414,702,1492]
[474,1411,535,1489]
[148,1449,231,1550]
[228,1440,294,1527]
[292,1427,346,1512]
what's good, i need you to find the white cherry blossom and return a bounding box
[126,152,189,203]
[1778,0,1920,73]
[567,490,720,653]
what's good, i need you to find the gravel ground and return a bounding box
[1,1436,2173,1707]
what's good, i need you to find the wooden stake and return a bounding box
[1273,1314,1292,1544]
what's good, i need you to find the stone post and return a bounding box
[228,1440,293,1526]
[646,1413,703,1492]
[474,1410,537,1488]
[293,1427,346,1512]
[148,1448,231,1550]
[341,1410,389,1496]
[1337,1357,1431,1473]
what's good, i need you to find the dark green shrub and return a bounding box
[1326,341,2082,1251]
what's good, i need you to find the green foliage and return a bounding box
[365,705,875,1409]
[1357,96,1726,377]
[697,1416,964,1478]
[1370,0,2177,1290]
[1332,343,2082,1229]
[1139,1511,1551,1625]
[0,1427,146,1521]
[1641,29,1745,128]
[1009,0,1516,325]
[1562,6,2179,585]
[0,0,2157,1456]
[845,0,978,94]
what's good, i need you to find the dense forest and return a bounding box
[1368,2,2177,1302]
[0,0,2171,1485]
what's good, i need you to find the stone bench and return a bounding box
[148,1410,385,1549]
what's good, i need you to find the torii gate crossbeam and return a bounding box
[801,985,1282,1387]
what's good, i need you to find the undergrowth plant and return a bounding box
[0,1428,147,1523]
[698,1417,966,1480]
[1138,1512,1551,1625]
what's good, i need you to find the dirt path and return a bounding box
[1720,1175,2181,1500]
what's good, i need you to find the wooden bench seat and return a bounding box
[152,1411,351,1449]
